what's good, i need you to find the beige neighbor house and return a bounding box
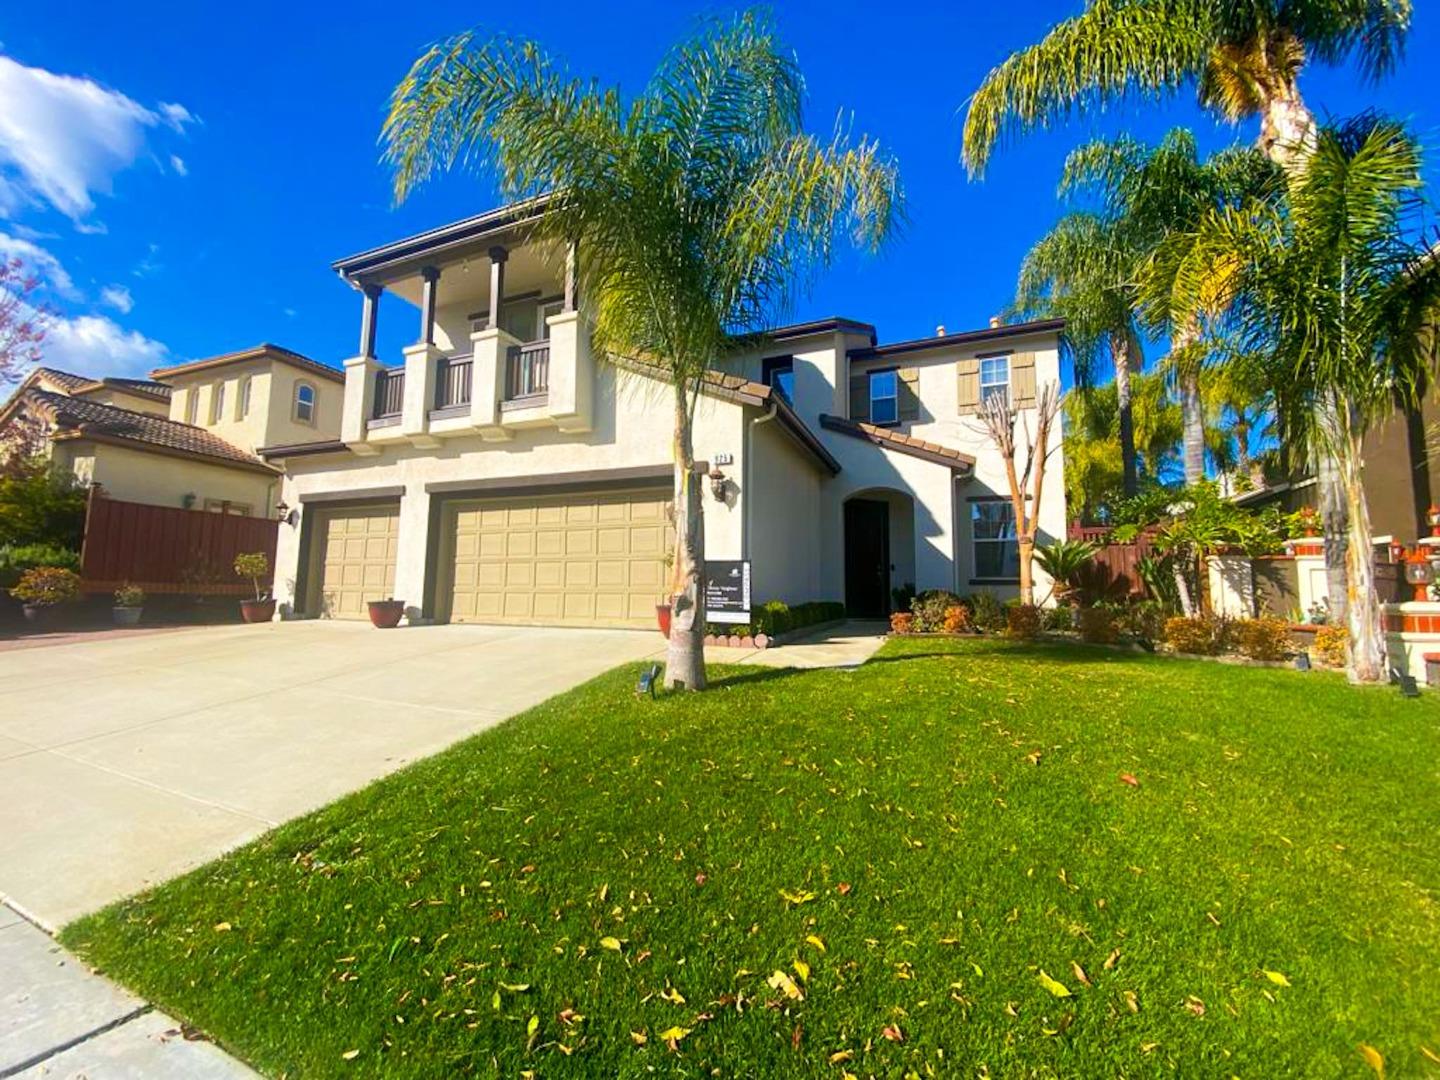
[1,346,344,519]
[260,203,1068,626]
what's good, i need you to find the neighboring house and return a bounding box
[261,204,1067,626]
[0,345,344,519]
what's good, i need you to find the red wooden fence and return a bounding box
[1067,524,1156,599]
[80,493,279,596]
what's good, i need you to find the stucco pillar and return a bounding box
[486,247,508,329]
[342,355,383,455]
[544,309,592,433]
[470,326,519,441]
[392,482,434,625]
[358,283,382,359]
[418,266,440,345]
[401,342,442,448]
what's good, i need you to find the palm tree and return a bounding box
[1164,115,1440,682]
[1203,346,1276,481]
[963,0,1412,621]
[1063,368,1183,521]
[382,11,901,690]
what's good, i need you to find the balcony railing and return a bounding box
[506,341,550,402]
[372,368,405,422]
[433,353,473,411]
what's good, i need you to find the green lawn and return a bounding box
[63,638,1440,1078]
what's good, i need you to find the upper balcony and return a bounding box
[336,205,593,453]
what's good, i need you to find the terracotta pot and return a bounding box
[240,598,277,624]
[368,599,406,629]
[113,606,142,627]
[656,602,672,639]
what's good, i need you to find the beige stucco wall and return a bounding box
[745,416,825,604]
[72,387,170,416]
[167,360,343,451]
[57,440,277,517]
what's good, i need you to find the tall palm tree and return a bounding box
[1063,368,1183,521]
[963,0,1411,621]
[1165,115,1440,682]
[382,11,901,690]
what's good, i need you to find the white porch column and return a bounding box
[342,355,383,455]
[401,342,442,448]
[470,325,519,440]
[392,482,434,625]
[544,309,593,433]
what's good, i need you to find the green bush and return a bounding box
[1163,615,1230,655]
[967,591,1006,633]
[708,600,843,640]
[10,565,81,605]
[1077,605,1119,644]
[1114,599,1167,644]
[1005,603,1041,640]
[1041,605,1075,632]
[0,462,87,549]
[1233,616,1292,661]
[910,589,962,633]
[753,600,791,637]
[0,543,80,590]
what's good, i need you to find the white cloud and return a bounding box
[168,154,187,177]
[0,230,76,297]
[99,284,132,314]
[0,56,195,224]
[39,311,167,377]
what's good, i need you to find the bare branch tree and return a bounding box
[0,258,48,386]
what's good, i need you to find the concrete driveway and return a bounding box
[0,621,662,929]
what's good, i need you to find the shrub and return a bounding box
[0,462,87,549]
[1041,605,1075,632]
[1314,624,1349,667]
[753,600,791,637]
[1234,616,1292,661]
[1163,615,1230,655]
[942,604,971,633]
[114,584,145,607]
[1114,599,1167,644]
[0,543,80,589]
[908,590,962,633]
[1077,605,1118,644]
[710,600,843,640]
[233,552,271,601]
[890,581,916,615]
[889,611,913,635]
[10,565,81,605]
[1005,603,1041,640]
[968,591,1006,633]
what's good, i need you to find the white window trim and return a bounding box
[294,381,317,425]
[979,354,1010,408]
[971,500,1020,581]
[869,369,899,426]
[210,381,227,424]
[237,376,252,419]
[185,388,199,425]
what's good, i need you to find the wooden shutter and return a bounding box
[898,367,920,421]
[849,373,869,421]
[956,358,981,415]
[1011,352,1037,408]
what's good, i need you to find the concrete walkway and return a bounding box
[0,902,255,1078]
[705,619,889,669]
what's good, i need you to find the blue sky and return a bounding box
[2,1,1437,381]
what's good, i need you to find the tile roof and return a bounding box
[25,389,274,472]
[150,344,344,384]
[32,367,95,392]
[818,414,976,471]
[90,377,172,401]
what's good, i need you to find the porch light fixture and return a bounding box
[1403,550,1433,601]
[1429,505,1440,537]
[708,466,728,502]
[275,501,297,527]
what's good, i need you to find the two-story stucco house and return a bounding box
[260,204,1066,625]
[1,345,344,519]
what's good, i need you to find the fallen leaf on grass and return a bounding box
[341,1049,359,1061]
[629,1030,647,1046]
[1358,1043,1385,1077]
[792,958,810,982]
[1119,773,1140,787]
[767,970,804,1001]
[1184,995,1206,1017]
[659,985,686,1005]
[830,1049,854,1064]
[806,934,827,952]
[779,888,816,905]
[600,936,623,952]
[881,1024,905,1042]
[659,1026,690,1048]
[1123,990,1139,1013]
[526,1015,540,1051]
[1103,948,1121,971]
[213,922,232,932]
[836,882,852,896]
[1421,1046,1440,1065]
[1036,970,1072,998]
[1071,961,1092,988]
[1263,969,1291,987]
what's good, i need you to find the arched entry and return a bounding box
[843,489,914,617]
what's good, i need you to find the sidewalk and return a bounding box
[1,902,255,1079]
[704,619,889,669]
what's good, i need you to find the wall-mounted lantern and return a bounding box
[708,466,728,502]
[275,500,297,527]
[1404,550,1434,602]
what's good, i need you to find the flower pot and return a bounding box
[240,598,276,624]
[656,602,672,639]
[368,599,406,629]
[21,603,53,627]
[113,606,142,627]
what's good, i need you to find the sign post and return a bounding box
[704,560,751,625]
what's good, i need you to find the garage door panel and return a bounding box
[315,505,400,619]
[444,487,672,628]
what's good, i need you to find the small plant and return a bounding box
[233,552,270,601]
[1115,599,1166,644]
[1305,599,1330,625]
[114,584,145,608]
[1034,539,1099,603]
[1041,605,1075,632]
[10,565,81,606]
[910,589,962,633]
[1314,624,1349,667]
[1288,506,1321,537]
[889,611,914,635]
[1005,602,1041,640]
[1077,605,1118,644]
[1163,615,1230,656]
[0,543,81,589]
[968,591,1006,633]
[890,581,916,615]
[942,604,971,633]
[1233,616,1292,661]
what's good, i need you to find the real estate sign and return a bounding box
[705,560,751,624]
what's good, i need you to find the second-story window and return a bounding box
[294,382,316,424]
[869,369,899,425]
[238,377,252,418]
[210,382,226,424]
[185,388,199,425]
[762,356,794,403]
[980,355,1010,408]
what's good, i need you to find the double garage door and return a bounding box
[311,487,670,628]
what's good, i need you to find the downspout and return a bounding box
[742,403,780,562]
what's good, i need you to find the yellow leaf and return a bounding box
[500,982,530,993]
[829,1049,854,1064]
[213,922,232,932]
[1123,990,1139,1013]
[768,970,804,1001]
[1071,961,1092,988]
[792,958,811,982]
[1036,970,1072,998]
[1263,969,1291,988]
[1421,1046,1440,1065]
[779,888,816,905]
[659,1026,691,1043]
[341,1049,359,1061]
[600,937,623,952]
[1103,948,1121,971]
[629,1030,648,1046]
[659,985,686,1005]
[806,934,827,952]
[1359,1043,1385,1078]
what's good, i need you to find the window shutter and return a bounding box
[849,373,869,421]
[898,368,920,421]
[956,358,981,415]
[1011,352,1037,408]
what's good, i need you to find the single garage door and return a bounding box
[442,487,670,628]
[310,504,400,618]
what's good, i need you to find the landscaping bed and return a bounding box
[62,638,1440,1077]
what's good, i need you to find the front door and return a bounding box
[844,499,890,618]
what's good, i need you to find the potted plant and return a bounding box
[10,566,81,627]
[233,552,275,623]
[656,598,672,638]
[367,598,406,629]
[113,583,145,626]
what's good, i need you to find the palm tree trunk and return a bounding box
[664,383,707,691]
[1260,78,1317,170]
[1112,333,1138,497]
[1338,431,1385,683]
[1174,319,1204,487]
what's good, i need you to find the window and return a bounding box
[868,369,899,425]
[972,501,1019,579]
[238,377,252,418]
[762,356,795,403]
[537,299,564,341]
[210,382,226,424]
[204,499,251,516]
[184,388,198,425]
[294,381,316,424]
[980,355,1010,408]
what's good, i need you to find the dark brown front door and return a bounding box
[844,498,890,618]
